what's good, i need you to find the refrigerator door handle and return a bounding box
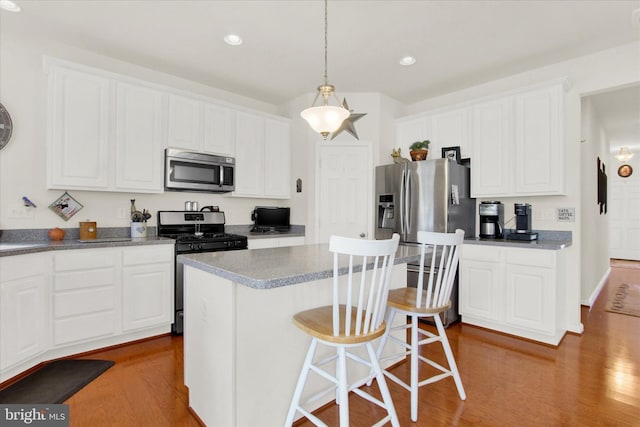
[406,168,412,234]
[399,167,406,235]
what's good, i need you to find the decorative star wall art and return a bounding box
[331,99,367,140]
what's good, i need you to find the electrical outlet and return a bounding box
[117,207,127,219]
[8,205,35,219]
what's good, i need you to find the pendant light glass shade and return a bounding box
[301,0,349,139]
[614,146,634,162]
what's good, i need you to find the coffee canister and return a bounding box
[79,221,97,240]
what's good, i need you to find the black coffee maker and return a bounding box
[479,201,504,239]
[507,203,538,241]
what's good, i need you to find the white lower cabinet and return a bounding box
[53,248,119,346]
[247,236,305,250]
[0,253,49,371]
[122,246,173,331]
[1,244,174,383]
[459,244,566,345]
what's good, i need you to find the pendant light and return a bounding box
[614,146,634,163]
[301,0,350,139]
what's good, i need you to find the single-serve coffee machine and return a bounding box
[506,203,538,241]
[479,201,504,239]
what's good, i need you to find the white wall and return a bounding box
[579,97,611,305]
[0,36,290,230]
[402,40,640,334]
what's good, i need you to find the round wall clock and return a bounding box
[617,164,633,178]
[0,102,13,150]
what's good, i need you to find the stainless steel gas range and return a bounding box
[157,210,248,334]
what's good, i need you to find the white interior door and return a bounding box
[609,173,640,260]
[317,143,372,243]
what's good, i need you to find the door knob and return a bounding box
[360,233,366,238]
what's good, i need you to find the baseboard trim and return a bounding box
[582,267,611,307]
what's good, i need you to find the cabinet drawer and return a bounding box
[123,245,173,266]
[0,253,49,281]
[54,311,116,345]
[461,244,500,262]
[54,286,115,318]
[54,249,117,271]
[54,268,116,291]
[506,249,554,268]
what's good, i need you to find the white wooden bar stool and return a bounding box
[284,234,401,427]
[375,229,466,422]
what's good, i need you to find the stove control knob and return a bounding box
[196,243,203,250]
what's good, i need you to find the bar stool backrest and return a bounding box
[414,229,465,310]
[328,233,400,338]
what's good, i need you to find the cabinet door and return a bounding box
[459,259,502,322]
[263,119,291,198]
[514,84,564,195]
[203,103,235,156]
[122,245,173,331]
[167,94,203,151]
[396,116,431,156]
[115,82,165,192]
[504,249,556,334]
[122,263,173,331]
[0,254,48,371]
[48,66,112,190]
[471,98,513,197]
[431,108,470,159]
[234,112,265,196]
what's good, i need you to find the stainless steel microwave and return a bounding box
[165,148,235,193]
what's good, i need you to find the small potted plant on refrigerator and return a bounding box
[409,140,430,161]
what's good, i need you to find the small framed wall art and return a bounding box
[48,191,84,221]
[441,146,461,164]
[617,164,633,178]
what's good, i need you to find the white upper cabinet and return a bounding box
[513,84,564,195]
[472,82,565,197]
[167,94,203,152]
[396,108,470,161]
[263,118,291,198]
[395,80,566,198]
[46,58,165,193]
[204,103,235,156]
[395,116,431,156]
[115,82,165,192]
[471,98,513,197]
[234,111,265,197]
[167,95,236,157]
[234,112,291,199]
[47,65,112,190]
[431,108,470,159]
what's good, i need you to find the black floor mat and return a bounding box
[0,359,114,404]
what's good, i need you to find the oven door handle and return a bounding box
[219,167,224,187]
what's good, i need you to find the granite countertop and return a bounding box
[178,243,421,290]
[464,230,572,250]
[0,237,175,257]
[226,224,305,239]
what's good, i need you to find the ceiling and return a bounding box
[1,0,639,149]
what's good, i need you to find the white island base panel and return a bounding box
[183,264,407,427]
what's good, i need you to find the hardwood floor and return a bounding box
[63,261,640,426]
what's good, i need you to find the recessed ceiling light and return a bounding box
[399,56,416,66]
[0,0,21,12]
[224,34,243,46]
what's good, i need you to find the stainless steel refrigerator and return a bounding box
[375,158,475,326]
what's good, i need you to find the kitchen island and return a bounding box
[178,243,420,427]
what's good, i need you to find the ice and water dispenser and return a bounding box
[377,194,395,229]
